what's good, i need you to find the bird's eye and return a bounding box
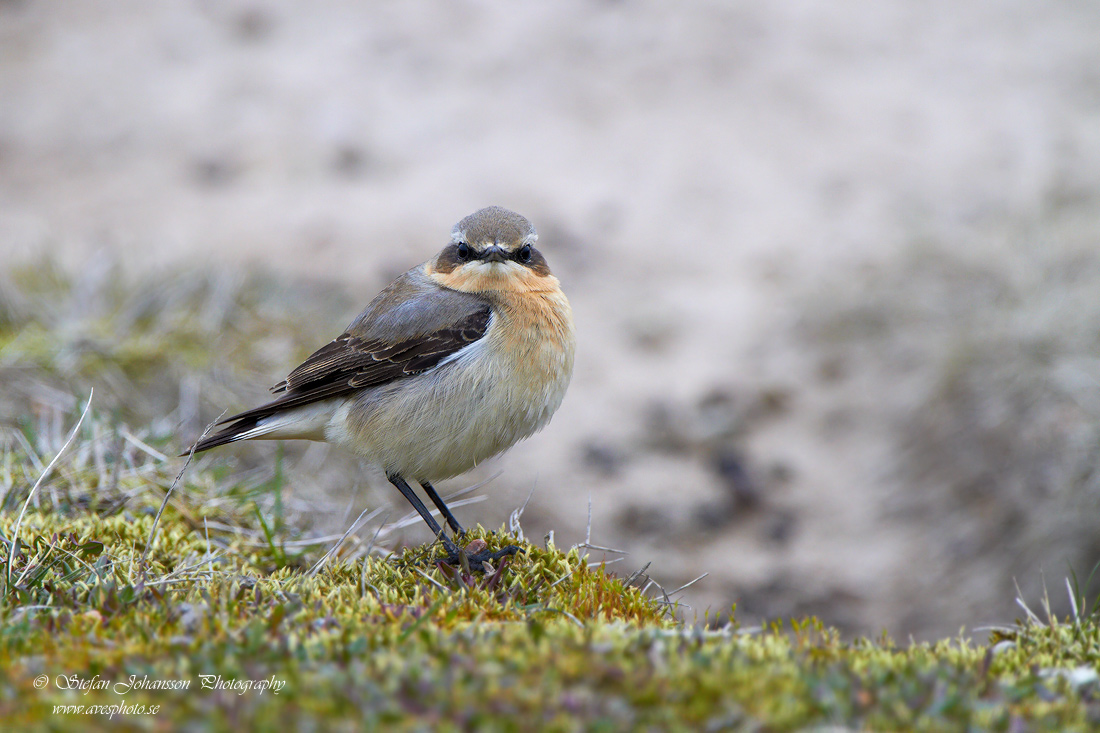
[517,244,532,263]
[457,243,471,261]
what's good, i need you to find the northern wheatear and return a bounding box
[186,206,576,565]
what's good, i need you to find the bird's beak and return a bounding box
[482,245,508,263]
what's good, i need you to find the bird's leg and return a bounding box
[386,473,460,557]
[419,480,466,537]
[387,474,520,571]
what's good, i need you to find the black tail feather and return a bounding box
[179,417,261,457]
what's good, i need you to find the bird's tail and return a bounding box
[179,401,334,458]
[179,417,264,457]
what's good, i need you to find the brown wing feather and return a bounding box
[216,306,491,427]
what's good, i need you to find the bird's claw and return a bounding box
[441,544,521,572]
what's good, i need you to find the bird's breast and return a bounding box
[488,288,576,394]
[449,288,576,446]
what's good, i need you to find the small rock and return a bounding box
[464,539,488,555]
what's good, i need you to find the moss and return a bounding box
[1,417,1099,731]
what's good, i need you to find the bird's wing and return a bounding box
[216,269,492,426]
[268,307,490,398]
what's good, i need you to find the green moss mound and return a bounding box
[0,420,1098,732]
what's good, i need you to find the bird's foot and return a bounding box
[440,538,521,573]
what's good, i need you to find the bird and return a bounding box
[184,206,576,567]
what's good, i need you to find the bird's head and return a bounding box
[426,206,557,294]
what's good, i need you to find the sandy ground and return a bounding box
[4,0,1100,638]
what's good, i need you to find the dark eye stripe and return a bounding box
[434,242,551,276]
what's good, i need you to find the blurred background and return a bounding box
[3,0,1100,639]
